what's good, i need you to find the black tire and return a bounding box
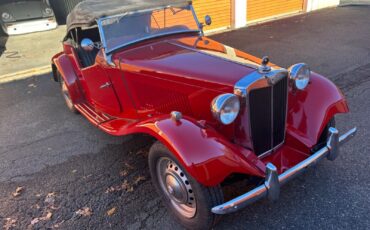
[0,22,8,36]
[312,118,336,152]
[149,141,224,230]
[57,70,79,114]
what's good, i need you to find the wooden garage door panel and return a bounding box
[247,0,303,22]
[193,0,231,30]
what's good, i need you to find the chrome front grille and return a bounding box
[249,76,288,156]
[234,69,289,158]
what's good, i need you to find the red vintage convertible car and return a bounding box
[51,0,356,228]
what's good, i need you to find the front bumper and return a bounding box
[3,18,57,35]
[212,127,357,215]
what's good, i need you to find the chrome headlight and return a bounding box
[289,63,311,90]
[211,93,240,125]
[43,7,54,17]
[2,12,14,22]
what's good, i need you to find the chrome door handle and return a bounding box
[99,82,111,89]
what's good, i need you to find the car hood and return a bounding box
[114,35,269,88]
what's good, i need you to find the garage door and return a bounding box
[247,0,304,22]
[193,0,232,31]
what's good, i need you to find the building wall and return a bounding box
[306,0,340,12]
[247,0,304,23]
[193,0,232,31]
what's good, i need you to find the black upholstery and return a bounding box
[76,47,99,68]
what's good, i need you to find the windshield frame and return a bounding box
[96,5,201,55]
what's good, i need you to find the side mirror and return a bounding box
[205,15,212,26]
[81,38,94,52]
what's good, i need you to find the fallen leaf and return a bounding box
[105,180,134,193]
[53,220,65,228]
[105,186,116,193]
[75,207,92,217]
[83,174,92,179]
[28,83,37,88]
[12,186,24,197]
[133,175,146,185]
[44,211,53,220]
[106,207,117,216]
[44,192,56,205]
[124,162,134,170]
[72,169,77,173]
[119,170,128,177]
[121,180,134,192]
[4,218,16,230]
[50,205,60,210]
[121,180,130,189]
[30,218,40,225]
[30,211,53,225]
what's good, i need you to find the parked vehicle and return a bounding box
[51,0,357,228]
[0,0,57,35]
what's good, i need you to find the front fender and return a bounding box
[139,116,265,186]
[287,72,349,149]
[52,54,82,104]
[101,115,265,186]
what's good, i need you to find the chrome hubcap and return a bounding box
[157,157,196,218]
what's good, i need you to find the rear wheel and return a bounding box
[149,142,224,229]
[57,71,78,114]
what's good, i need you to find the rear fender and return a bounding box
[134,116,265,186]
[51,52,63,82]
[287,72,349,149]
[52,53,82,104]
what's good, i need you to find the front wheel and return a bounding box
[312,118,336,152]
[149,142,224,229]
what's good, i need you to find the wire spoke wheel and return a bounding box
[156,157,197,218]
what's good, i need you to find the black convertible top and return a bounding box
[67,0,191,31]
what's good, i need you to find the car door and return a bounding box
[79,51,122,116]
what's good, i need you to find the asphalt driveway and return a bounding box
[0,6,369,230]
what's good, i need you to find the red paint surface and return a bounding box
[52,34,349,186]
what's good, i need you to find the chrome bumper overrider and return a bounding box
[212,127,357,215]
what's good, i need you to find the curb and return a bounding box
[340,3,370,6]
[0,65,51,84]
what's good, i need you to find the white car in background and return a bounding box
[0,0,57,35]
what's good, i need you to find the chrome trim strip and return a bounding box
[257,141,284,159]
[211,127,357,215]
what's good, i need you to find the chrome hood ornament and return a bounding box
[258,56,272,73]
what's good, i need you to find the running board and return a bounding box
[75,103,113,125]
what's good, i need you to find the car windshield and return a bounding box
[98,5,199,53]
